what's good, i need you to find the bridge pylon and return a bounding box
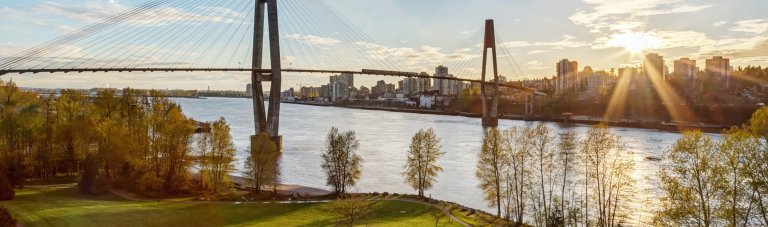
[480,19,500,127]
[251,0,283,149]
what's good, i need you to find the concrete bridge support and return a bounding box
[251,0,283,149]
[481,19,500,127]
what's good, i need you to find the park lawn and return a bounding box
[1,187,461,227]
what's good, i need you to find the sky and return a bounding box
[0,0,767,91]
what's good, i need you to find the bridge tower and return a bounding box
[481,19,500,127]
[251,0,283,147]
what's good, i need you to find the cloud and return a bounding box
[354,41,481,73]
[731,19,768,34]
[286,34,342,46]
[526,61,548,70]
[13,0,245,27]
[570,0,712,33]
[527,50,548,54]
[712,21,726,27]
[500,35,589,49]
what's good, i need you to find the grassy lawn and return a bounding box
[1,187,462,227]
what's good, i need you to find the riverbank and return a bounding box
[284,101,732,133]
[3,186,464,227]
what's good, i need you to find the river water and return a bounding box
[173,97,711,225]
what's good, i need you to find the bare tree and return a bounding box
[477,127,509,218]
[504,126,533,224]
[557,130,579,226]
[403,128,444,197]
[321,127,363,197]
[580,124,634,227]
[530,124,557,226]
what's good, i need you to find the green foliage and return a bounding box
[199,117,237,195]
[655,109,768,226]
[403,128,444,197]
[0,81,200,196]
[655,130,722,226]
[321,127,362,197]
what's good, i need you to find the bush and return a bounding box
[88,174,112,196]
[0,175,14,201]
[79,156,98,195]
[0,207,16,227]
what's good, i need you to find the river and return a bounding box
[173,97,712,225]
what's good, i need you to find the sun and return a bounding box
[606,31,662,53]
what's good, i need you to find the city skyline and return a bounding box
[0,0,766,91]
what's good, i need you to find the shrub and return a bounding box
[79,156,98,194]
[88,174,112,196]
[0,207,16,227]
[0,175,14,201]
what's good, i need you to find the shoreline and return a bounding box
[283,101,733,133]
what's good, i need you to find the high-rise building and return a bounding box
[432,65,461,96]
[556,59,578,92]
[706,56,731,90]
[673,57,697,82]
[340,72,354,88]
[643,53,665,87]
[245,83,253,97]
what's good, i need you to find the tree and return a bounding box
[476,127,508,218]
[330,195,373,226]
[718,127,760,226]
[530,124,557,226]
[504,126,533,224]
[321,127,362,197]
[403,128,444,197]
[0,174,14,201]
[580,125,634,227]
[744,107,768,225]
[243,133,280,194]
[205,117,237,195]
[557,130,579,225]
[655,130,722,227]
[429,204,449,227]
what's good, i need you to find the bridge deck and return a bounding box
[0,68,534,93]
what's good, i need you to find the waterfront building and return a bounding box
[706,56,731,90]
[556,59,578,93]
[643,53,664,86]
[246,83,253,97]
[673,57,697,84]
[432,65,461,96]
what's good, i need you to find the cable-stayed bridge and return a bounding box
[0,0,539,144]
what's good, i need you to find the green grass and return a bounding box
[1,187,462,227]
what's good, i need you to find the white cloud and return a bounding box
[527,50,548,54]
[526,60,548,70]
[712,21,726,27]
[500,35,589,49]
[731,19,768,34]
[286,34,342,46]
[570,0,712,33]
